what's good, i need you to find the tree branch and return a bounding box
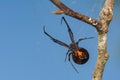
[50,0,102,30]
[93,0,114,80]
[50,0,114,80]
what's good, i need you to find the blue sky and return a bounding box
[0,0,120,80]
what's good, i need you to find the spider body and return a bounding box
[66,42,89,65]
[43,17,93,73]
[71,48,89,64]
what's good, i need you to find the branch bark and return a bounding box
[50,0,114,80]
[51,0,102,30]
[93,0,114,80]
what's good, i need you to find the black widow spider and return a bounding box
[43,17,93,73]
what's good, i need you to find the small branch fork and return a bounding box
[50,0,114,80]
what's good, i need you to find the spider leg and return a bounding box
[76,37,94,44]
[68,53,79,73]
[65,50,70,62]
[61,17,75,43]
[43,26,69,48]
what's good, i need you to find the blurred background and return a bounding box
[0,0,120,80]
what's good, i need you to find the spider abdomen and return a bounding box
[72,48,89,64]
